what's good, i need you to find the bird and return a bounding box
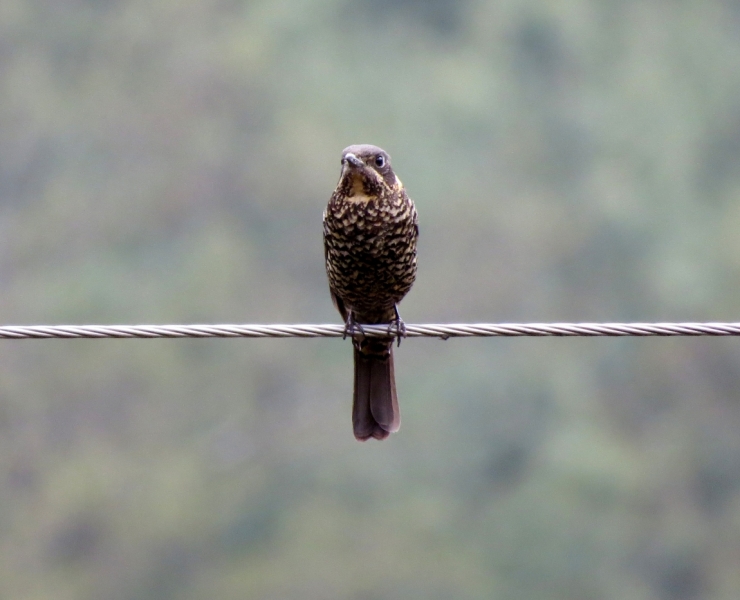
[323,145,418,441]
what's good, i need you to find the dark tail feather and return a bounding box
[352,339,400,441]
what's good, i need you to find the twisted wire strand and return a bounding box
[1,322,740,340]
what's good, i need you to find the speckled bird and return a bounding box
[323,144,418,441]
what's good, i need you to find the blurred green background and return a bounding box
[2,0,740,598]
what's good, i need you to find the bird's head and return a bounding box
[336,144,402,199]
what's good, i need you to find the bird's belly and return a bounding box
[327,236,416,320]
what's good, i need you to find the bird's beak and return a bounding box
[343,153,364,169]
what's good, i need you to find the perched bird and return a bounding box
[323,145,418,441]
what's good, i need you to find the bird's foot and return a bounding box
[388,305,406,347]
[343,312,365,340]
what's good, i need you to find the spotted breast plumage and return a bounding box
[323,145,418,441]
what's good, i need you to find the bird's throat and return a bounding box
[342,173,376,203]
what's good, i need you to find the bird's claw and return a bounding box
[343,312,365,340]
[389,306,406,347]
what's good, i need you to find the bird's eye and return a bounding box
[374,155,385,168]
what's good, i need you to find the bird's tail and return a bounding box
[352,337,400,441]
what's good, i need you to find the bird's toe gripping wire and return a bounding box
[390,305,406,346]
[343,311,366,340]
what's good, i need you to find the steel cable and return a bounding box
[1,322,740,339]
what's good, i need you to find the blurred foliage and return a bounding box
[1,0,740,598]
